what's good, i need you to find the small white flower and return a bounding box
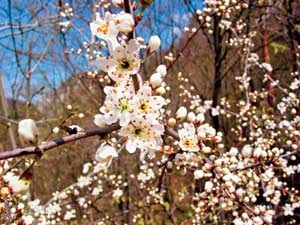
[77,176,92,188]
[178,123,199,152]
[176,106,187,120]
[113,188,123,199]
[132,84,165,120]
[95,144,118,169]
[22,215,34,225]
[101,81,135,126]
[64,209,76,220]
[283,204,294,216]
[148,35,161,53]
[90,12,120,51]
[3,172,30,194]
[18,119,39,145]
[241,145,252,158]
[195,113,205,123]
[211,107,219,116]
[187,112,196,123]
[119,118,164,154]
[229,147,239,156]
[204,181,213,192]
[95,39,140,82]
[194,169,204,179]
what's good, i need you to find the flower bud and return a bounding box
[155,87,166,95]
[204,181,213,192]
[187,112,196,123]
[112,0,124,8]
[0,203,5,214]
[167,118,176,127]
[150,73,162,88]
[52,127,60,134]
[194,169,204,179]
[114,13,134,33]
[156,64,167,77]
[229,147,238,156]
[148,35,161,54]
[196,113,205,123]
[241,145,252,158]
[18,119,39,145]
[0,187,10,197]
[261,62,272,72]
[176,106,187,120]
[167,161,173,171]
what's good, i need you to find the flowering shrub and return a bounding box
[0,0,299,225]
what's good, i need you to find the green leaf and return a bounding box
[270,42,288,54]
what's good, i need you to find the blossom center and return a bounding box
[119,99,131,112]
[133,127,145,137]
[120,60,130,69]
[183,138,196,148]
[97,22,109,34]
[139,101,149,112]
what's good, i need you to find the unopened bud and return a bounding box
[0,203,5,214]
[112,0,124,8]
[156,64,167,77]
[18,119,39,145]
[204,181,213,192]
[187,112,196,123]
[148,35,161,54]
[194,169,204,179]
[196,113,205,124]
[261,62,272,73]
[176,107,187,120]
[155,87,166,95]
[167,161,173,171]
[168,118,176,127]
[52,127,60,134]
[0,187,10,196]
[150,73,162,88]
[114,13,134,33]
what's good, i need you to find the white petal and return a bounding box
[127,39,140,54]
[126,140,137,153]
[94,114,107,127]
[94,57,118,73]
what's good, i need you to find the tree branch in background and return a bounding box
[0,73,17,149]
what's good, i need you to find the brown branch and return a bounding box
[166,23,204,72]
[0,123,120,160]
[123,0,140,93]
[0,123,181,161]
[165,127,179,141]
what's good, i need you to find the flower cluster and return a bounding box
[90,10,167,162]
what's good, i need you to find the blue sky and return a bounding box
[0,0,203,100]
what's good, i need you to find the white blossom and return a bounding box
[18,119,39,145]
